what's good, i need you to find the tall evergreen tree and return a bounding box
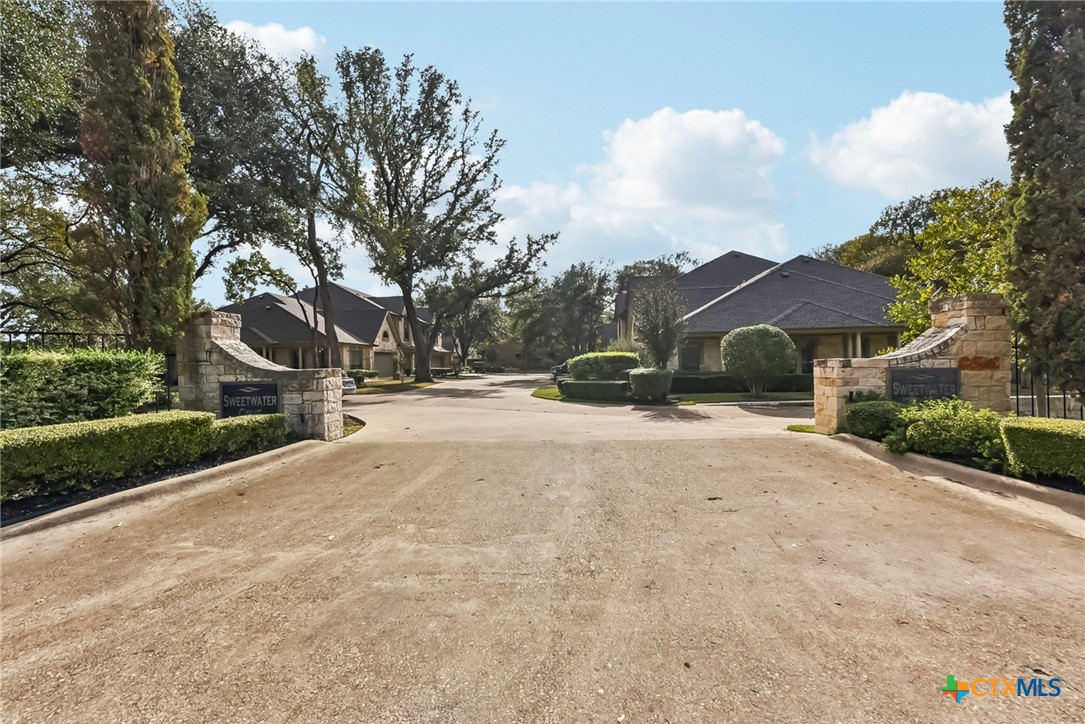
[1005,1,1085,391]
[74,0,207,350]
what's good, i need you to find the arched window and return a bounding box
[382,330,390,342]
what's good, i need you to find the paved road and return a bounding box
[2,374,1083,722]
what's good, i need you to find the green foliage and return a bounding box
[844,401,904,441]
[432,367,453,377]
[567,351,640,381]
[557,380,631,402]
[0,0,81,167]
[0,349,163,428]
[670,374,747,394]
[547,262,614,356]
[347,369,379,382]
[1001,417,1085,482]
[442,297,504,363]
[719,325,797,397]
[813,233,910,277]
[883,399,1007,471]
[616,252,697,284]
[75,0,207,350]
[628,367,673,403]
[632,278,687,368]
[606,336,647,363]
[850,389,889,403]
[887,180,1008,342]
[787,424,817,434]
[1005,2,1085,394]
[0,411,217,500]
[212,414,288,455]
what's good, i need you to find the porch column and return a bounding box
[854,332,862,359]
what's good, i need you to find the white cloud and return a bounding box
[809,91,1011,199]
[223,20,327,59]
[497,107,790,273]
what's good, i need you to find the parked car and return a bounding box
[551,362,568,382]
[341,376,358,395]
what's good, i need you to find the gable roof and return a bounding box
[684,255,901,333]
[219,292,368,347]
[674,250,778,311]
[297,284,433,323]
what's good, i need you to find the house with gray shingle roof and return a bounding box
[615,250,904,373]
[218,282,453,375]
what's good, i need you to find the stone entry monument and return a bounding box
[814,294,1012,435]
[177,311,343,441]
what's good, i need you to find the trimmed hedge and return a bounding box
[883,398,1006,471]
[347,369,378,383]
[567,352,639,381]
[844,401,904,440]
[720,325,797,395]
[1001,417,1085,482]
[629,368,673,403]
[432,367,453,377]
[0,411,289,501]
[1,348,163,429]
[670,372,813,394]
[213,414,288,455]
[558,380,631,402]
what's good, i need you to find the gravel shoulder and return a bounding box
[3,374,1082,722]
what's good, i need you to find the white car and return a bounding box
[341,376,358,395]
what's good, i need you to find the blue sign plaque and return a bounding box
[887,368,961,403]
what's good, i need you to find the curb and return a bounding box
[1,440,329,540]
[832,433,1085,519]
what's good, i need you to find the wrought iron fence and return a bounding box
[1,329,177,412]
[1011,335,1083,420]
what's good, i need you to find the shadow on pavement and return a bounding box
[737,405,814,419]
[633,405,713,422]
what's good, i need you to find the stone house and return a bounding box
[615,250,904,373]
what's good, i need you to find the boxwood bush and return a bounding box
[629,368,673,403]
[883,398,1006,471]
[558,380,631,402]
[844,401,904,440]
[1001,417,1085,482]
[0,411,289,501]
[719,325,797,396]
[0,349,163,428]
[213,414,288,456]
[567,352,639,381]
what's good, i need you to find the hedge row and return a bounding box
[346,369,379,383]
[558,380,631,402]
[669,373,813,394]
[1001,417,1085,481]
[629,368,673,403]
[1,349,164,429]
[0,411,288,501]
[567,352,639,381]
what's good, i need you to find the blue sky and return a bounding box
[197,1,1014,305]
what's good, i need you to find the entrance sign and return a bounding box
[887,368,960,403]
[220,382,280,417]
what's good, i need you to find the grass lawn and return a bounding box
[354,379,436,395]
[786,424,818,434]
[531,386,563,401]
[671,391,814,404]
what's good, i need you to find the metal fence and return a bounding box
[1,329,177,412]
[1012,336,1083,420]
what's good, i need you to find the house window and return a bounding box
[382,331,390,342]
[680,343,701,371]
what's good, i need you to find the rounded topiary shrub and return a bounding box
[566,352,639,381]
[719,325,797,397]
[629,367,673,403]
[844,400,904,440]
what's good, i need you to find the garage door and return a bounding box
[374,352,396,377]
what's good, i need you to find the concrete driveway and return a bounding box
[3,374,1083,722]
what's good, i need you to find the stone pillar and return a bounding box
[178,311,342,441]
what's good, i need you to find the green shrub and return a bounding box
[629,368,673,403]
[719,325,797,396]
[213,414,288,456]
[850,389,889,403]
[844,401,904,440]
[567,352,640,381]
[606,336,648,364]
[0,411,217,500]
[559,380,631,402]
[347,369,378,383]
[432,367,453,377]
[670,373,746,394]
[1001,417,1085,481]
[0,348,163,428]
[883,398,1007,471]
[768,373,814,392]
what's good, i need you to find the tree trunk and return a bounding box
[306,210,341,369]
[401,290,433,382]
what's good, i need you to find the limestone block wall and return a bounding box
[814,294,1011,435]
[177,311,343,441]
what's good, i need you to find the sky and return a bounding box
[196,1,1015,306]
